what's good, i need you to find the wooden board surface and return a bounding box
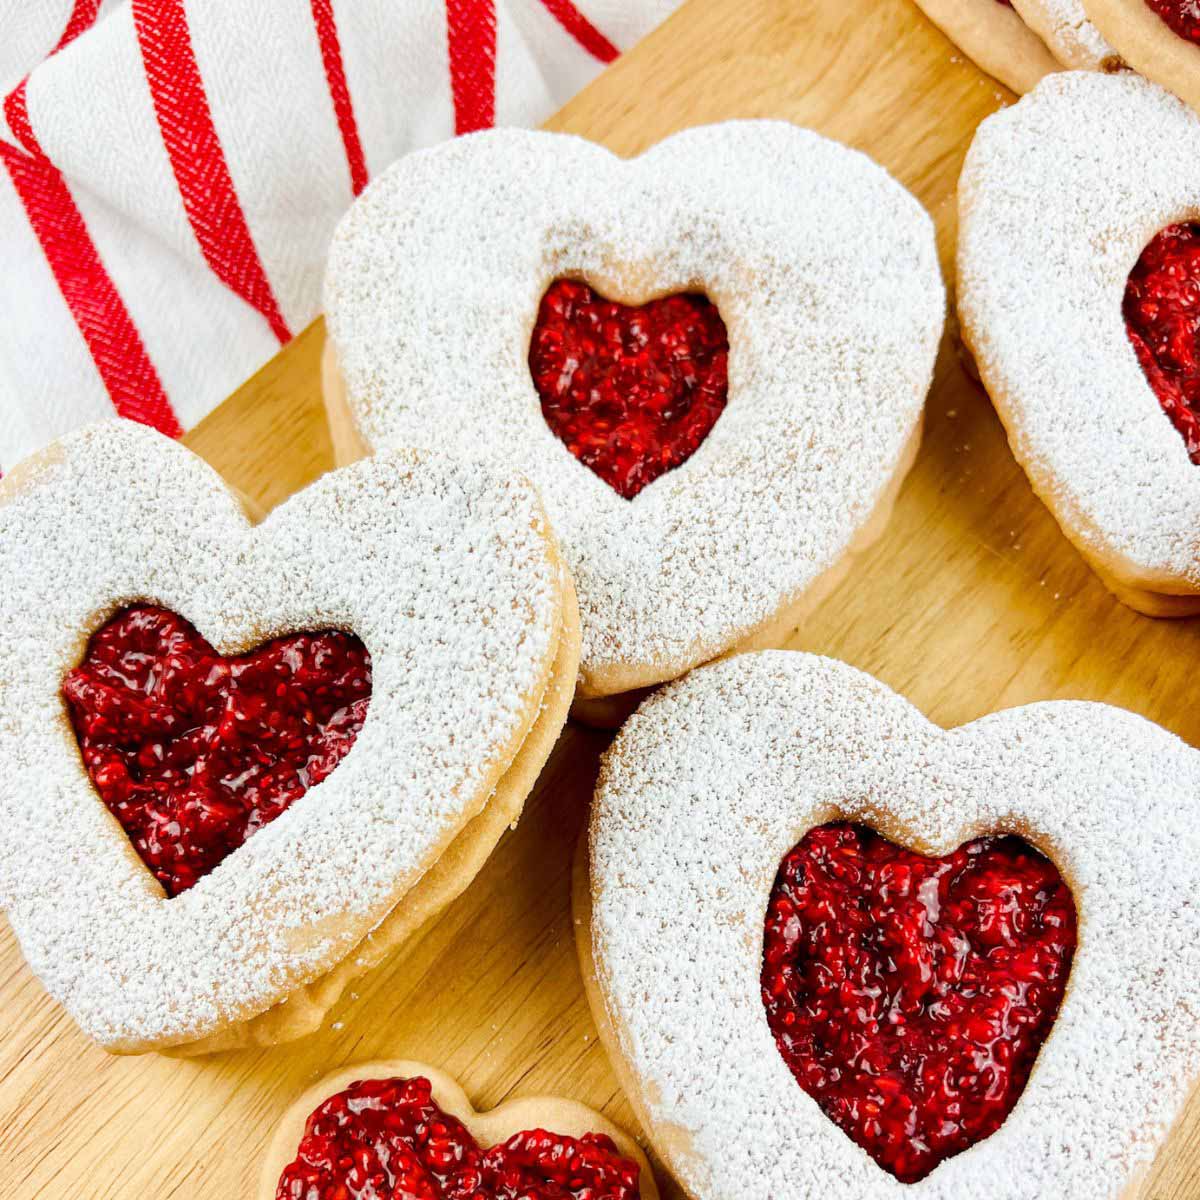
[4,0,1199,1196]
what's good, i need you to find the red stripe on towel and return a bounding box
[133,0,292,343]
[1,144,181,436]
[536,0,618,62]
[446,0,497,134]
[310,0,369,196]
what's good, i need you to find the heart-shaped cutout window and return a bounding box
[1125,221,1200,462]
[63,605,371,897]
[529,278,729,499]
[762,821,1076,1183]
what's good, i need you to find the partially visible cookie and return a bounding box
[258,1060,659,1200]
[911,0,1061,93]
[1012,0,1125,68]
[958,72,1200,614]
[580,650,1200,1198]
[0,421,579,1053]
[1084,0,1200,113]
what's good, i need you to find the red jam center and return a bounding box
[63,605,371,897]
[528,278,729,499]
[761,822,1076,1184]
[274,1075,643,1200]
[1142,0,1200,43]
[1124,222,1200,461]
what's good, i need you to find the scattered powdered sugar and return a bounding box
[588,651,1200,1199]
[0,421,560,1050]
[959,72,1200,584]
[325,122,944,695]
[1011,0,1119,67]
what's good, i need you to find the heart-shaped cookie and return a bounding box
[0,420,579,1054]
[958,71,1200,615]
[577,650,1200,1198]
[322,121,944,722]
[257,1059,659,1200]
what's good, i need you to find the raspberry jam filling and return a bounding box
[1142,0,1200,44]
[762,822,1076,1184]
[274,1075,643,1200]
[63,605,371,897]
[1124,222,1200,461]
[528,278,729,499]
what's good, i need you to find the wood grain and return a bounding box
[3,0,1198,1196]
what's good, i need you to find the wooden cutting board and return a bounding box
[4,0,1199,1196]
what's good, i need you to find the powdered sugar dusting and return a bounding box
[589,651,1200,1199]
[959,72,1200,584]
[1012,0,1118,67]
[0,421,560,1050]
[325,122,943,695]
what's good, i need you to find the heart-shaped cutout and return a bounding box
[259,1060,659,1200]
[529,279,729,499]
[761,822,1076,1183]
[63,604,371,896]
[1123,221,1200,462]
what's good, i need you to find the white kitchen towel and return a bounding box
[0,0,681,469]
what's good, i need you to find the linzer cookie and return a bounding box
[259,1060,658,1200]
[959,71,1200,614]
[322,121,944,724]
[0,420,578,1054]
[577,651,1200,1197]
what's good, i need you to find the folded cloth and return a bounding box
[0,0,680,469]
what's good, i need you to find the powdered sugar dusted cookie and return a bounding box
[911,0,1061,93]
[959,72,1200,614]
[259,1059,659,1200]
[1012,0,1124,68]
[577,650,1200,1198]
[0,420,579,1054]
[1084,0,1200,113]
[323,122,944,724]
